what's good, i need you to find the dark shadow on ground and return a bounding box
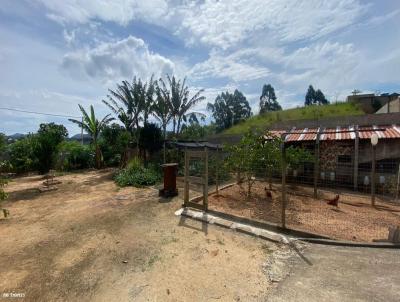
[178,214,208,235]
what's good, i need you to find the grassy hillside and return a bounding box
[223,102,363,135]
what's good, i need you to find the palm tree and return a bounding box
[153,84,173,162]
[158,75,205,136]
[143,75,155,125]
[69,105,114,168]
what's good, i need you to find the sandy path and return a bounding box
[0,170,278,301]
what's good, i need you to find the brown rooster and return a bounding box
[327,194,340,207]
[264,187,272,199]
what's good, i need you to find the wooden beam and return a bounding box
[184,148,189,205]
[281,135,287,229]
[188,176,204,185]
[215,147,219,195]
[204,147,209,211]
[313,127,321,199]
[185,201,205,211]
[354,125,359,191]
[371,145,376,207]
[187,151,205,158]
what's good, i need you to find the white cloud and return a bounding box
[178,0,366,48]
[278,41,361,92]
[190,49,270,82]
[36,0,169,25]
[61,36,175,85]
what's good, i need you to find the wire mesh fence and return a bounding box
[176,133,400,243]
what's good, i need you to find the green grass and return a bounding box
[222,102,363,135]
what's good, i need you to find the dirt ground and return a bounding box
[208,181,400,242]
[0,170,281,302]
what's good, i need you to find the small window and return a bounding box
[337,155,352,164]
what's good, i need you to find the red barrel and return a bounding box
[159,163,178,197]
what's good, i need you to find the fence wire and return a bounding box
[175,136,400,243]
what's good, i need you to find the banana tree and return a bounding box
[69,105,114,169]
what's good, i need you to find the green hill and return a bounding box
[222,102,363,135]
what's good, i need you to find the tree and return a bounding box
[314,89,329,105]
[259,84,281,113]
[0,133,6,152]
[138,123,162,161]
[305,85,329,106]
[69,105,114,169]
[305,85,316,106]
[158,75,205,136]
[7,135,37,173]
[153,82,173,139]
[99,123,131,167]
[207,89,252,132]
[224,130,266,197]
[0,176,8,217]
[34,123,68,174]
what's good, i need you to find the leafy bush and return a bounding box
[99,124,132,167]
[139,123,162,155]
[7,135,37,173]
[115,158,160,187]
[56,141,94,171]
[34,123,68,174]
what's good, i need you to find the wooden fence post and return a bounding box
[215,147,219,195]
[184,147,189,206]
[354,125,359,191]
[371,144,376,207]
[314,127,321,199]
[281,136,287,229]
[204,147,209,211]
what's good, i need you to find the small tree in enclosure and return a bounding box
[260,133,282,189]
[286,145,314,174]
[225,131,280,197]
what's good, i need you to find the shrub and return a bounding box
[139,123,162,159]
[56,141,94,171]
[34,123,68,174]
[99,124,132,167]
[7,135,37,173]
[115,158,160,187]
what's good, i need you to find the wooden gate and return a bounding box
[183,147,208,211]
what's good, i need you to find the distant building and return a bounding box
[375,97,400,114]
[347,92,399,114]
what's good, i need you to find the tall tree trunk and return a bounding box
[163,124,167,163]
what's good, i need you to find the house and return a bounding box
[347,92,400,114]
[271,124,400,190]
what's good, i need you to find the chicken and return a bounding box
[264,187,272,199]
[327,194,340,207]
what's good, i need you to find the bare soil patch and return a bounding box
[208,181,400,242]
[0,170,278,301]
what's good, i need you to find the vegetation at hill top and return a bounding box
[221,102,363,136]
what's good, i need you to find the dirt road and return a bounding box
[0,170,277,301]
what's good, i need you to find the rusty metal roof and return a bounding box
[269,125,400,142]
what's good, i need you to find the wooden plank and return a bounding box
[187,151,205,158]
[281,135,287,228]
[204,147,208,211]
[188,176,204,185]
[313,127,321,199]
[184,148,189,204]
[185,201,205,211]
[215,147,219,195]
[353,125,359,190]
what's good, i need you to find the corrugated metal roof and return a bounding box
[269,125,400,142]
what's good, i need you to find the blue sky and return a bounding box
[0,0,399,135]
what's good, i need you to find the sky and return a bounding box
[0,0,399,135]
